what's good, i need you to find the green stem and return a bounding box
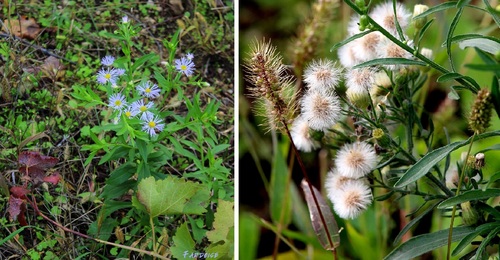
[446,133,476,260]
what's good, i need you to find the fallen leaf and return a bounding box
[18,151,58,169]
[2,16,41,40]
[43,173,61,185]
[8,196,25,222]
[40,56,65,80]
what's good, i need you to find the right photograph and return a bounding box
[239,0,500,259]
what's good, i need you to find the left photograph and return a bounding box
[0,1,234,259]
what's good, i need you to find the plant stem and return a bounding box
[28,196,168,260]
[446,133,476,260]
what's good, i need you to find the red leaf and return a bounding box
[43,173,61,185]
[18,151,58,169]
[8,196,25,222]
[10,186,29,199]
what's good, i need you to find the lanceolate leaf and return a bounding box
[330,30,374,52]
[395,131,500,188]
[269,147,292,225]
[384,226,475,260]
[413,1,457,20]
[453,222,500,256]
[352,58,427,69]
[438,189,500,209]
[491,76,500,119]
[393,201,440,245]
[301,179,340,251]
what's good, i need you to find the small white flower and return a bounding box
[300,90,342,131]
[186,53,194,60]
[330,180,373,219]
[101,56,115,66]
[122,16,129,23]
[290,116,319,152]
[136,81,161,99]
[108,93,127,111]
[303,59,342,93]
[335,142,377,178]
[370,1,411,35]
[142,113,165,136]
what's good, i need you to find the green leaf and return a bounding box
[438,189,500,209]
[394,131,500,188]
[171,222,196,259]
[301,179,340,251]
[238,213,260,260]
[482,0,500,27]
[491,76,500,119]
[131,53,159,72]
[0,226,30,246]
[352,58,427,69]
[330,30,374,52]
[476,226,500,257]
[136,176,209,217]
[206,199,234,243]
[269,147,292,225]
[465,63,500,71]
[413,2,457,20]
[446,7,463,72]
[453,222,500,256]
[384,226,475,260]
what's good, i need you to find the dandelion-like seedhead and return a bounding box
[352,32,382,63]
[337,42,360,68]
[329,179,373,219]
[290,116,319,152]
[244,40,296,132]
[300,89,341,131]
[370,1,411,35]
[175,57,195,77]
[376,37,414,70]
[303,59,342,93]
[335,141,377,178]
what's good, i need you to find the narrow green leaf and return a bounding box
[301,179,340,251]
[171,222,196,259]
[238,213,260,260]
[352,58,427,69]
[482,0,500,27]
[452,222,500,256]
[438,189,500,209]
[131,53,159,72]
[476,226,500,257]
[269,147,292,225]
[446,7,464,72]
[474,48,500,78]
[491,76,500,119]
[465,64,500,71]
[456,0,471,8]
[393,201,440,245]
[0,226,30,246]
[384,226,475,260]
[330,30,374,52]
[417,19,435,45]
[413,2,457,20]
[395,131,500,188]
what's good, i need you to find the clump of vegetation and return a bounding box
[0,1,234,259]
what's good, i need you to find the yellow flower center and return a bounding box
[114,100,122,106]
[145,88,151,93]
[148,121,156,128]
[181,65,187,71]
[125,111,131,117]
[140,105,147,112]
[105,73,111,79]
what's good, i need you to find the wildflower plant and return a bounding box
[70,16,233,258]
[242,0,500,259]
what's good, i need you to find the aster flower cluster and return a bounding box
[174,53,196,77]
[325,142,377,219]
[97,55,165,137]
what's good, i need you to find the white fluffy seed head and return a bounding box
[370,1,412,35]
[376,37,414,70]
[301,90,342,131]
[303,59,343,93]
[352,32,382,62]
[338,42,361,68]
[290,115,319,152]
[335,142,378,178]
[329,179,373,219]
[346,67,376,92]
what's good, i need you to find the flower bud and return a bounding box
[346,87,371,109]
[461,201,479,226]
[412,4,429,30]
[372,128,390,148]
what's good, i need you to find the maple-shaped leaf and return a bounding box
[8,196,27,225]
[136,176,209,218]
[170,222,196,259]
[18,151,58,169]
[206,199,234,243]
